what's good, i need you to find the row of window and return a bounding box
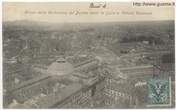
[104,97,115,106]
[104,89,131,100]
[62,96,90,108]
[61,89,92,108]
[122,67,153,74]
[105,78,123,85]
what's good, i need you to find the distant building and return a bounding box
[119,65,156,78]
[56,77,105,108]
[6,74,76,108]
[104,78,134,108]
[7,75,56,103]
[5,57,105,109]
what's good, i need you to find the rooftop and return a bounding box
[31,83,83,108]
[47,59,74,76]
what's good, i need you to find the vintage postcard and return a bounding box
[2,1,175,109]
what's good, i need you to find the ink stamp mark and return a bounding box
[147,76,171,107]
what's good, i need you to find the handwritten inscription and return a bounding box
[89,2,106,8]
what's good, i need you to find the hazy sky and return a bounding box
[3,2,175,23]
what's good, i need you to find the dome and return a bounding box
[56,58,66,63]
[47,59,74,76]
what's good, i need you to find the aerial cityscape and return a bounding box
[3,20,175,108]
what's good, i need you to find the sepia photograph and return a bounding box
[2,2,175,109]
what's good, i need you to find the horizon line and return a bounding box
[3,19,175,24]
